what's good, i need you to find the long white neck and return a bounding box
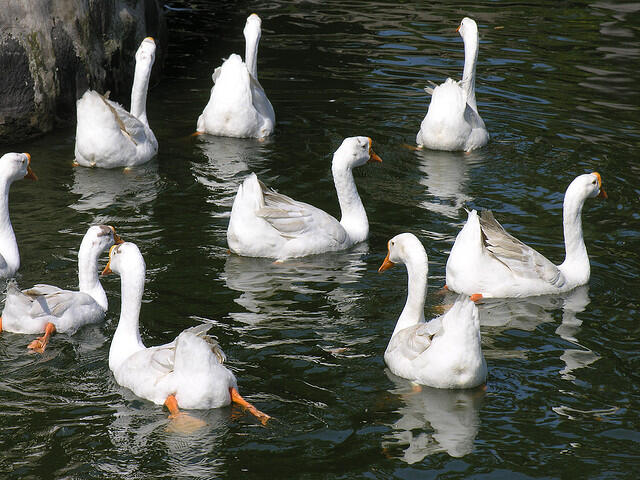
[332,160,369,244]
[392,254,428,337]
[109,261,146,372]
[130,59,152,125]
[77,237,108,311]
[244,26,260,78]
[0,179,19,275]
[559,191,590,286]
[461,30,479,112]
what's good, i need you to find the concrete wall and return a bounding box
[0,0,166,144]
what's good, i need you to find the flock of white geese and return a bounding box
[0,14,606,430]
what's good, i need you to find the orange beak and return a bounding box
[101,261,112,276]
[367,138,382,163]
[456,24,461,33]
[592,171,607,199]
[23,153,37,180]
[110,226,124,245]
[378,242,395,272]
[101,244,118,276]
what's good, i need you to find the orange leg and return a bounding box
[0,316,3,333]
[230,387,271,425]
[164,394,181,418]
[27,322,56,353]
[191,131,204,137]
[163,394,207,433]
[470,293,483,303]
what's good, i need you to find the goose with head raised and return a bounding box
[74,37,158,168]
[227,136,382,260]
[446,173,607,298]
[379,233,487,389]
[103,242,269,427]
[416,17,489,152]
[0,152,37,280]
[197,13,275,139]
[0,225,122,352]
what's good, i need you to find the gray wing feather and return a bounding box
[256,179,344,242]
[479,210,564,286]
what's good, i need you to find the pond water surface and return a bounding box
[1,0,639,478]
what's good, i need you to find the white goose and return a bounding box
[103,242,269,426]
[0,225,122,352]
[197,13,275,138]
[446,173,607,298]
[0,152,37,279]
[379,233,486,389]
[227,136,382,260]
[74,37,158,168]
[416,17,489,152]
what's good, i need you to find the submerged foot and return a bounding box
[27,322,56,353]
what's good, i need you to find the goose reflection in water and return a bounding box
[415,149,483,219]
[450,285,597,380]
[70,161,161,212]
[382,372,485,462]
[107,394,228,477]
[221,245,370,355]
[222,244,368,315]
[192,135,273,210]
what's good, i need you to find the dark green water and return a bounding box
[1,0,639,478]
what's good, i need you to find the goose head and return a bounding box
[84,225,124,253]
[135,37,156,69]
[565,172,607,203]
[244,13,262,44]
[0,152,37,183]
[102,242,145,277]
[457,17,478,39]
[379,233,427,272]
[332,136,382,170]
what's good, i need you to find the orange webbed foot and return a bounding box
[27,322,56,353]
[470,293,483,303]
[230,387,271,426]
[401,143,422,152]
[435,284,449,296]
[164,394,207,433]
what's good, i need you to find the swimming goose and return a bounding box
[197,13,275,138]
[416,17,489,152]
[0,225,122,352]
[103,242,269,426]
[379,233,487,389]
[227,136,382,260]
[0,152,37,279]
[446,173,607,298]
[74,37,158,168]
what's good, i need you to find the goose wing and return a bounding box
[256,179,347,243]
[24,285,96,318]
[148,324,224,373]
[100,94,148,145]
[479,210,565,287]
[387,317,443,361]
